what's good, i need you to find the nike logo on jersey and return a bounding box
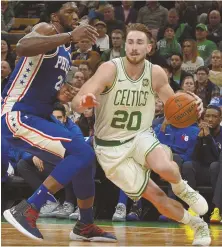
[118,79,126,82]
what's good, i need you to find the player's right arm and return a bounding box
[16,22,98,57]
[71,61,116,113]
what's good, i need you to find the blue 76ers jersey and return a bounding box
[2,45,71,118]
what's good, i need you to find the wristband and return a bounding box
[67,32,73,42]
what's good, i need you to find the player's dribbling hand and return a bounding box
[70,23,98,44]
[33,156,44,172]
[80,93,99,108]
[187,92,203,118]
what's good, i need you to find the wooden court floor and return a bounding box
[1,218,222,246]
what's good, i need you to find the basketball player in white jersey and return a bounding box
[72,24,211,246]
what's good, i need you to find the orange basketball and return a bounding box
[164,92,198,128]
[82,95,95,108]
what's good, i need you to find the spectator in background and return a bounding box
[152,96,164,129]
[184,105,222,222]
[112,189,142,222]
[101,29,125,62]
[94,21,109,53]
[209,50,222,91]
[78,61,92,81]
[157,8,193,44]
[170,53,191,85]
[195,66,220,108]
[196,24,218,66]
[175,1,197,30]
[181,39,204,75]
[181,76,197,93]
[137,1,168,38]
[162,64,181,92]
[114,1,138,25]
[1,61,11,92]
[76,108,95,137]
[103,4,126,38]
[147,37,167,66]
[207,10,222,47]
[71,38,101,72]
[1,38,16,70]
[157,25,181,60]
[1,0,15,32]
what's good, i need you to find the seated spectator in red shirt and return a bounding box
[114,1,138,25]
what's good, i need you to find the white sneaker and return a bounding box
[39,200,60,217]
[112,203,126,222]
[55,202,74,219]
[174,181,208,215]
[190,217,211,246]
[69,207,79,220]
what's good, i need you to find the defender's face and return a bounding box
[125,31,151,65]
[58,2,78,31]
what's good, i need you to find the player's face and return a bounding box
[125,31,152,65]
[182,77,196,93]
[52,110,66,124]
[204,109,221,129]
[170,55,182,70]
[58,2,78,31]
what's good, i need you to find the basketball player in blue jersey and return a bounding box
[1,2,116,242]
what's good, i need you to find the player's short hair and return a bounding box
[126,23,152,42]
[45,1,77,16]
[207,105,222,116]
[53,102,66,117]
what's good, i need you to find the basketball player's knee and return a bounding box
[155,159,176,175]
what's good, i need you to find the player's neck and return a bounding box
[123,57,145,80]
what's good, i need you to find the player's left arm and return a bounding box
[152,65,175,104]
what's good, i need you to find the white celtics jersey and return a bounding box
[94,57,155,141]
